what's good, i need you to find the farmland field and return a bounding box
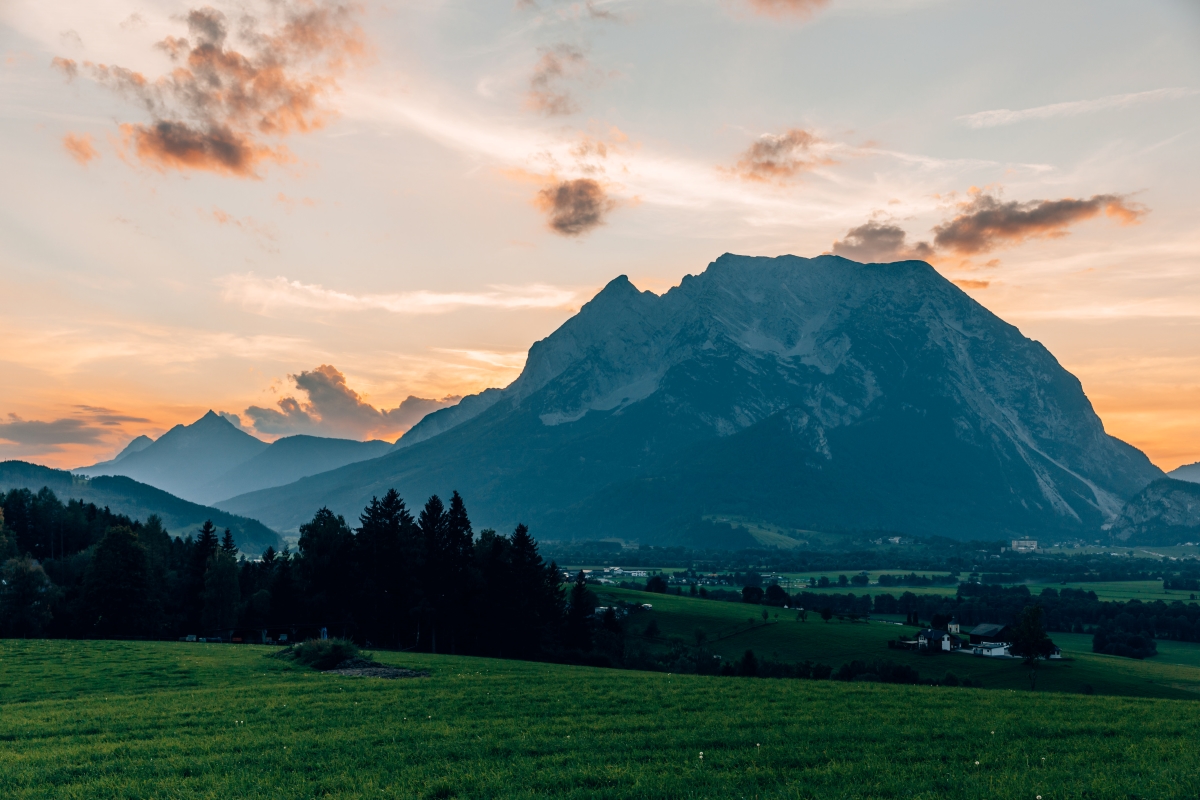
[4,639,1200,799]
[598,587,1200,699]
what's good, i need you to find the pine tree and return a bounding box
[84,526,149,637]
[418,495,449,652]
[201,551,241,635]
[220,529,238,557]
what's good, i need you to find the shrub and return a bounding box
[277,638,363,671]
[645,575,668,593]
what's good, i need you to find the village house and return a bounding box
[917,629,962,652]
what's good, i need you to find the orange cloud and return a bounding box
[744,0,830,18]
[244,364,459,439]
[62,133,99,165]
[533,178,616,236]
[727,128,832,183]
[55,2,367,178]
[932,190,1146,255]
[952,279,990,290]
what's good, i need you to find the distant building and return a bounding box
[947,618,960,635]
[1010,539,1038,553]
[968,623,1012,645]
[917,629,961,652]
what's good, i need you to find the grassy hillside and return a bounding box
[2,639,1199,799]
[599,587,1200,699]
[0,460,281,555]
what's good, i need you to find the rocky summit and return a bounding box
[219,254,1163,544]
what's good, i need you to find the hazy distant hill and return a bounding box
[84,435,154,470]
[218,254,1163,544]
[1109,478,1200,546]
[194,435,391,506]
[0,460,280,555]
[1168,462,1200,485]
[77,413,392,506]
[76,411,268,503]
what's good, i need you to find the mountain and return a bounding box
[1168,462,1200,485]
[86,435,155,470]
[218,253,1163,544]
[75,412,391,506]
[193,435,392,506]
[1109,478,1200,546]
[0,460,280,555]
[76,411,269,503]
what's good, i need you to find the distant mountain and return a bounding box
[1109,478,1200,546]
[0,460,280,555]
[86,435,154,470]
[75,412,391,506]
[1168,462,1200,485]
[76,411,268,503]
[194,435,391,506]
[218,254,1163,544]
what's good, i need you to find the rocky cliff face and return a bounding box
[1110,479,1200,545]
[221,254,1163,542]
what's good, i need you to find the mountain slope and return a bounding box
[1168,462,1200,485]
[0,460,280,555]
[76,411,268,503]
[1109,478,1200,546]
[195,435,391,505]
[219,254,1162,542]
[86,435,154,470]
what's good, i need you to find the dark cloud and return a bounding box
[0,415,107,446]
[830,221,934,263]
[728,129,831,183]
[70,405,152,426]
[932,192,1146,255]
[54,2,366,177]
[533,178,615,236]
[744,0,830,18]
[245,365,459,439]
[525,45,586,116]
[831,190,1147,266]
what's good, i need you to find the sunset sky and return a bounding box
[1,0,1198,471]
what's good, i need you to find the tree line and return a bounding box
[0,487,570,661]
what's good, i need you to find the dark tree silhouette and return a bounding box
[84,526,149,637]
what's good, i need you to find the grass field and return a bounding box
[599,587,1200,699]
[4,639,1200,799]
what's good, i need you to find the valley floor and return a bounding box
[3,639,1200,799]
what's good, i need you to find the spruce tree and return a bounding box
[220,529,238,557]
[84,526,149,637]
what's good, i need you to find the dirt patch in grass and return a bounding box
[327,658,429,679]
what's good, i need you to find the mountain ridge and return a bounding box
[215,253,1162,542]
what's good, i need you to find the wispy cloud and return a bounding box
[0,414,108,445]
[220,273,580,315]
[957,88,1197,129]
[62,132,98,165]
[743,0,830,19]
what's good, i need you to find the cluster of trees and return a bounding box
[0,487,569,661]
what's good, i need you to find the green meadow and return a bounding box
[600,587,1200,699]
[4,638,1200,799]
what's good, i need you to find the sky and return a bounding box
[1,0,1198,471]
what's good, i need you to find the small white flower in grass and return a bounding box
[975,761,980,766]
